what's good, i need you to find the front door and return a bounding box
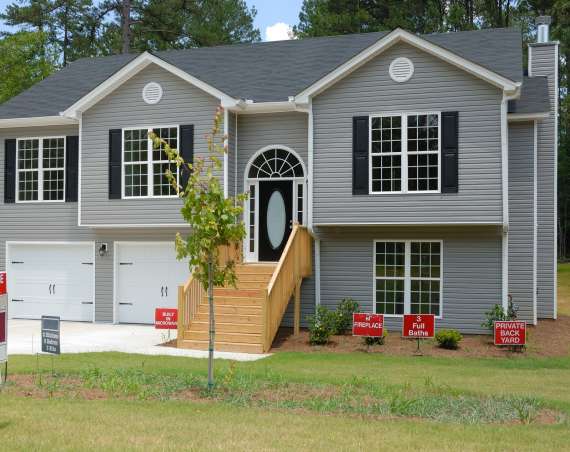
[259,180,293,261]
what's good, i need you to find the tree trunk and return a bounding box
[207,257,215,390]
[121,0,132,54]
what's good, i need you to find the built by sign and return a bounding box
[352,313,384,337]
[494,321,526,346]
[402,314,435,338]
[155,308,178,330]
[41,316,60,355]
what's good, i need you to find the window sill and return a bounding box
[368,190,441,195]
[120,195,181,200]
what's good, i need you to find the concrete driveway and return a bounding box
[7,319,268,361]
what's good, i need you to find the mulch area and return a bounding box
[269,316,570,358]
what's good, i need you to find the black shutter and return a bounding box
[109,129,122,199]
[179,124,194,189]
[441,111,459,193]
[4,139,16,203]
[65,136,79,202]
[352,116,369,195]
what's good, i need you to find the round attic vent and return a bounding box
[142,82,163,104]
[389,57,414,83]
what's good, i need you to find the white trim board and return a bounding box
[0,116,77,129]
[62,52,239,118]
[295,28,520,104]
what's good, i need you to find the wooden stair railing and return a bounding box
[177,243,242,348]
[262,225,313,352]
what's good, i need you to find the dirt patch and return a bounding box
[2,374,108,400]
[270,316,570,358]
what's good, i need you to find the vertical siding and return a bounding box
[312,42,504,224]
[81,63,221,226]
[236,112,309,191]
[508,122,535,322]
[315,226,502,334]
[530,44,557,318]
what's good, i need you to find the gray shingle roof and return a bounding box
[508,76,550,114]
[0,28,523,120]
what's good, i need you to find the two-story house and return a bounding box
[0,22,558,352]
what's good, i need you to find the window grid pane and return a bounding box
[124,164,148,197]
[407,114,439,192]
[297,183,303,224]
[410,241,441,316]
[17,139,39,201]
[42,138,65,200]
[375,242,405,315]
[249,185,256,253]
[371,116,402,192]
[152,128,178,196]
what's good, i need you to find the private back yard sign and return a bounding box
[494,321,526,346]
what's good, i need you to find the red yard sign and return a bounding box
[402,314,435,338]
[0,272,6,296]
[494,321,526,346]
[352,313,384,337]
[154,308,178,330]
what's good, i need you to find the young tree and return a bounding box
[150,108,246,389]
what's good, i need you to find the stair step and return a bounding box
[224,281,268,289]
[213,288,265,298]
[198,304,262,315]
[201,296,264,306]
[187,321,261,334]
[179,339,265,354]
[192,313,263,325]
[235,265,276,275]
[184,330,262,344]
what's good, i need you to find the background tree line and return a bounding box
[0,0,567,257]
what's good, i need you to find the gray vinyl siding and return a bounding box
[0,125,91,273]
[227,111,237,198]
[530,44,557,318]
[81,63,221,226]
[236,112,309,191]
[312,42,504,225]
[282,244,316,328]
[315,226,502,334]
[508,122,535,322]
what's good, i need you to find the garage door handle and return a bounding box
[161,286,164,297]
[11,261,24,264]
[81,302,94,305]
[11,299,23,302]
[49,284,52,294]
[119,302,133,306]
[165,286,168,297]
[53,284,55,295]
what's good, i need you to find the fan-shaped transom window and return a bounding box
[248,148,304,179]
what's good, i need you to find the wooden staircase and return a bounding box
[177,225,313,353]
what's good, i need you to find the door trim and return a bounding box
[113,241,178,324]
[5,241,96,323]
[243,145,307,263]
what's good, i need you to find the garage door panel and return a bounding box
[7,243,94,322]
[117,243,189,324]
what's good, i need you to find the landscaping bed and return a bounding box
[271,316,570,358]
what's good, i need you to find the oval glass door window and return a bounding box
[267,190,286,249]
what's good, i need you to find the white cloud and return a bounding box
[265,22,294,42]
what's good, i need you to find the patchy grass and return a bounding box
[558,263,570,316]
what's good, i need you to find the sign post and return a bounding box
[0,271,7,384]
[494,320,526,350]
[402,314,435,355]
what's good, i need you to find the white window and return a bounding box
[16,137,65,202]
[370,113,440,194]
[123,126,179,198]
[374,240,442,317]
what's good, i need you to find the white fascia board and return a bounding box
[508,112,549,122]
[62,52,239,118]
[295,28,520,104]
[229,101,309,115]
[314,222,503,227]
[0,116,77,129]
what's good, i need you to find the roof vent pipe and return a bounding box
[536,16,551,43]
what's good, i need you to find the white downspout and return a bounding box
[307,98,321,306]
[501,93,510,312]
[223,108,229,198]
[533,120,538,324]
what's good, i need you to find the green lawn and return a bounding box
[2,266,570,451]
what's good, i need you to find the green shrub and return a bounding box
[435,329,463,350]
[307,306,335,345]
[363,330,388,347]
[481,298,519,331]
[331,298,360,334]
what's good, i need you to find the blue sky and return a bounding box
[0,0,304,41]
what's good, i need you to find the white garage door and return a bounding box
[116,242,190,324]
[7,243,94,322]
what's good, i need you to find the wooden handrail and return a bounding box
[263,225,313,351]
[177,242,242,347]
